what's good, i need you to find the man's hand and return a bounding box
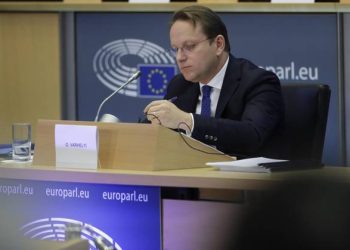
[144,100,193,132]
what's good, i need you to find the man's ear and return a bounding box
[215,35,226,55]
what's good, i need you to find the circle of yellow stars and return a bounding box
[147,69,168,95]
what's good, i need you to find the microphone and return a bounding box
[94,71,141,122]
[100,113,120,123]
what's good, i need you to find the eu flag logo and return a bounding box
[138,64,176,98]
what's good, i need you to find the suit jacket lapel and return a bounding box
[177,83,200,113]
[215,55,241,118]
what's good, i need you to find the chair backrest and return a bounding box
[264,84,331,164]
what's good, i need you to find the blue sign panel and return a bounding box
[76,13,340,165]
[0,178,161,250]
[76,13,176,124]
[222,13,339,165]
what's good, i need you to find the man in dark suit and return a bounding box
[144,5,284,158]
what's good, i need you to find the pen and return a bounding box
[168,96,178,102]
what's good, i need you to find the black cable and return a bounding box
[176,122,226,156]
[144,112,161,125]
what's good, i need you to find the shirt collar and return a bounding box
[199,56,229,90]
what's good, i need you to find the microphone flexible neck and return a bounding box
[94,71,141,122]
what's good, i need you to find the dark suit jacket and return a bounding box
[164,55,284,157]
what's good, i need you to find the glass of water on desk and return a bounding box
[12,123,31,161]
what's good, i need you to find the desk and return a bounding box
[1,162,348,249]
[1,162,349,189]
[1,162,343,190]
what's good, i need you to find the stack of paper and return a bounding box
[206,157,288,173]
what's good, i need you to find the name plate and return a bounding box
[55,124,98,169]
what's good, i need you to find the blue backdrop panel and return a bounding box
[0,178,161,250]
[76,13,175,124]
[76,13,340,165]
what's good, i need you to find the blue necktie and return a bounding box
[201,85,212,117]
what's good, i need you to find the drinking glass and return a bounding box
[12,123,31,161]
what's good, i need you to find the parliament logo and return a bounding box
[93,39,176,98]
[21,217,122,250]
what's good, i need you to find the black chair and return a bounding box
[264,83,331,166]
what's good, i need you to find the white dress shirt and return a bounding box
[196,57,229,117]
[187,57,229,134]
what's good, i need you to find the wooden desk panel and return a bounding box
[0,162,347,190]
[0,13,61,144]
[0,2,348,13]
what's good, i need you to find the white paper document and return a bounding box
[272,0,314,3]
[206,157,288,173]
[129,0,169,3]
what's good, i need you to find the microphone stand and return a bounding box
[94,71,141,122]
